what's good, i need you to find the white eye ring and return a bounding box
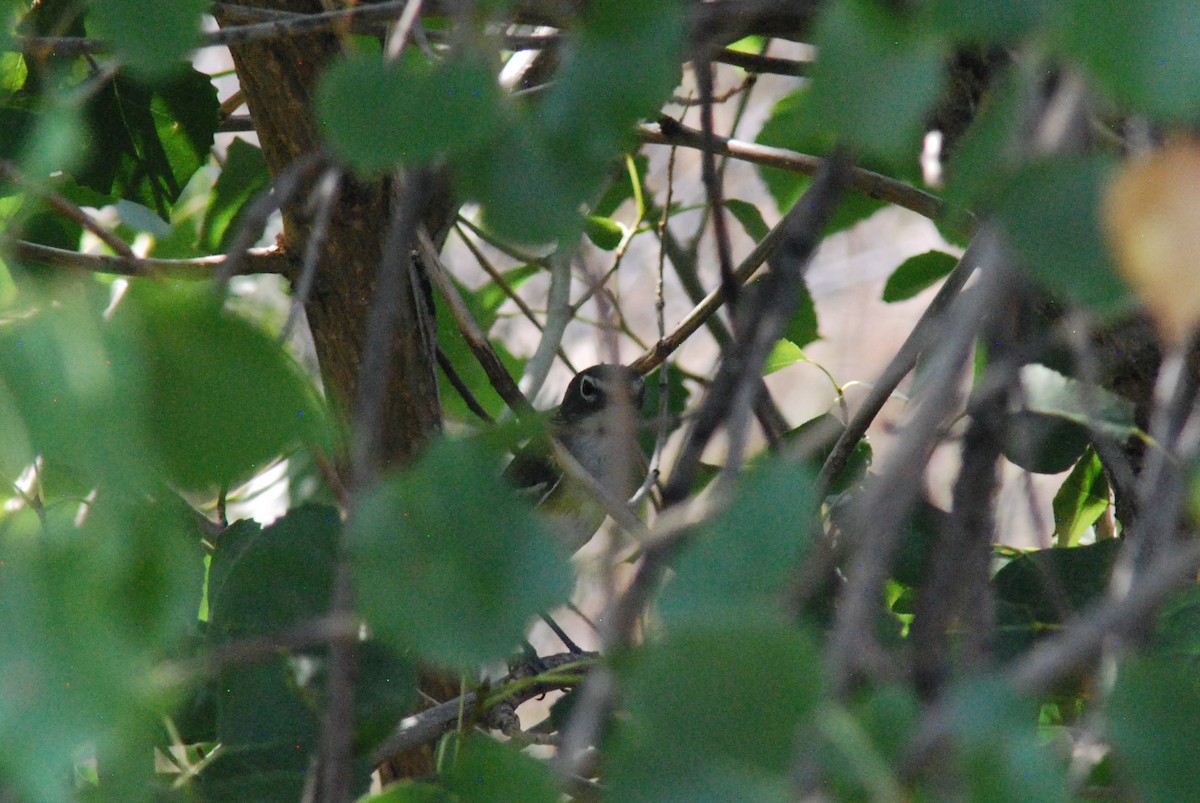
[579,374,599,402]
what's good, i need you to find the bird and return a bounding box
[505,364,647,551]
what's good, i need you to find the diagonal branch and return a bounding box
[640,117,950,225]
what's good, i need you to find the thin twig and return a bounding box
[556,152,853,780]
[816,242,980,498]
[0,159,141,266]
[369,651,595,766]
[418,229,536,419]
[827,228,1004,696]
[216,151,327,289]
[436,346,495,424]
[453,221,576,373]
[520,252,572,401]
[640,118,950,225]
[695,59,739,317]
[5,239,287,277]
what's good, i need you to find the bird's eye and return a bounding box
[579,374,599,403]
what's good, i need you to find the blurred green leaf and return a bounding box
[78,68,218,220]
[660,455,816,627]
[207,506,339,641]
[725,198,769,242]
[809,0,945,167]
[1109,656,1200,802]
[1154,586,1200,658]
[994,157,1132,315]
[1051,447,1110,547]
[316,53,503,175]
[200,137,270,253]
[638,363,688,456]
[584,214,625,250]
[87,0,207,80]
[785,413,873,497]
[1056,0,1200,120]
[941,69,1026,216]
[203,506,347,801]
[756,87,889,228]
[466,0,684,243]
[351,438,573,670]
[1002,364,1137,474]
[948,678,1070,802]
[593,153,649,219]
[882,250,958,302]
[0,494,202,803]
[606,622,823,801]
[0,280,146,486]
[918,0,1050,44]
[460,121,586,244]
[992,539,1122,624]
[110,282,326,489]
[442,733,559,803]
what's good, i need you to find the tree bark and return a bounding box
[216,0,442,472]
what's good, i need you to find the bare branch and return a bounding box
[4,239,287,278]
[640,118,950,224]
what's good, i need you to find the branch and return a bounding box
[556,152,853,780]
[369,651,595,766]
[815,240,980,498]
[418,229,536,420]
[640,117,949,224]
[4,239,288,278]
[0,159,141,266]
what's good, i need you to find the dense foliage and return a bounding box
[3,1,1200,801]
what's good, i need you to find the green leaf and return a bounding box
[351,438,573,670]
[808,0,946,167]
[206,506,340,640]
[1154,586,1200,658]
[1109,656,1200,802]
[442,733,559,803]
[1051,447,1110,547]
[882,250,958,302]
[203,506,351,800]
[785,413,873,497]
[919,0,1050,44]
[459,121,586,244]
[755,87,889,228]
[724,198,770,242]
[947,678,1070,802]
[78,69,218,220]
[87,0,207,80]
[660,455,816,627]
[638,363,689,456]
[200,137,270,253]
[763,339,804,375]
[539,0,685,163]
[606,622,823,801]
[1002,364,1138,474]
[584,215,625,250]
[992,539,1122,625]
[110,282,326,489]
[1056,0,1200,121]
[0,495,202,803]
[436,278,527,422]
[785,278,820,347]
[465,0,685,243]
[593,153,649,219]
[994,156,1132,315]
[316,53,503,175]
